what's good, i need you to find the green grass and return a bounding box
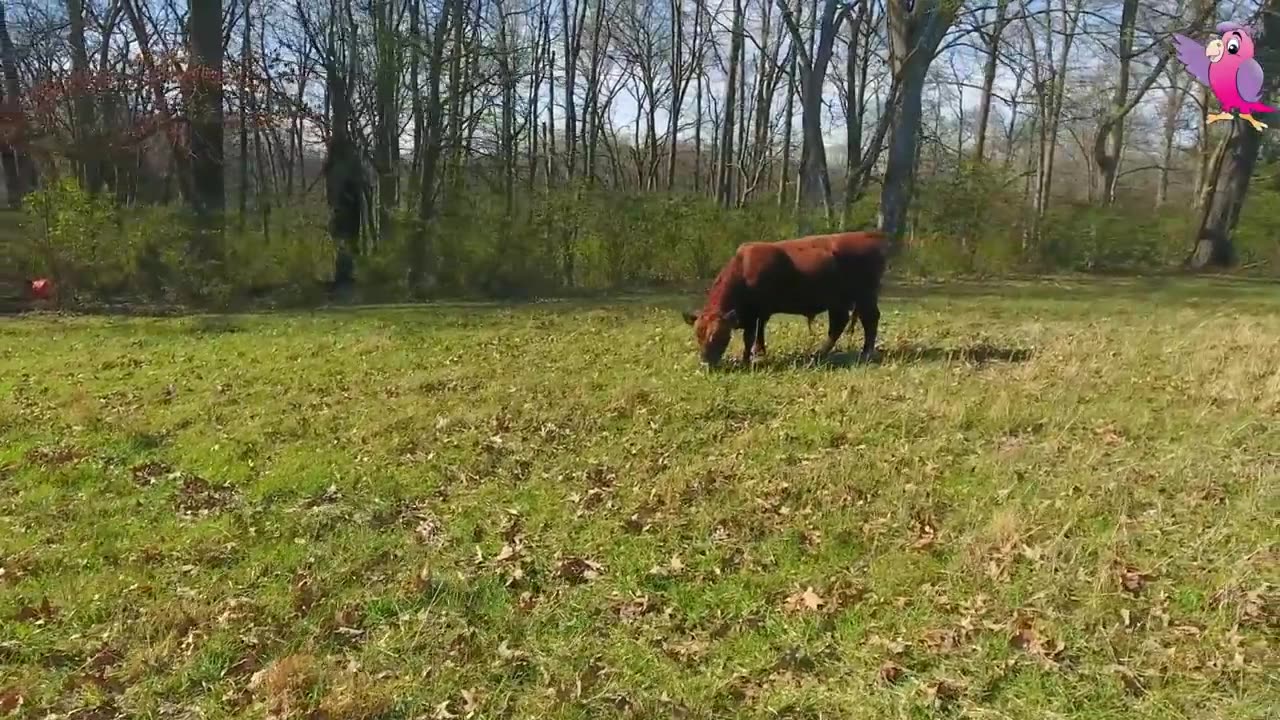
[1,276,1277,719]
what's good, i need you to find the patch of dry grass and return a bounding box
[0,276,1277,718]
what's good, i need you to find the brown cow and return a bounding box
[681,230,887,366]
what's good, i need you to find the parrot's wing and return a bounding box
[1237,57,1266,103]
[1172,33,1212,86]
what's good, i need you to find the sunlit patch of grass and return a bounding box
[1,276,1277,718]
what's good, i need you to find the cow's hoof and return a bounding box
[858,349,882,364]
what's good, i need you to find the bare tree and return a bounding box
[776,0,794,208]
[190,0,226,232]
[0,1,28,206]
[372,0,404,244]
[972,0,1012,163]
[67,0,102,194]
[1188,0,1280,269]
[409,0,454,293]
[878,0,955,245]
[776,0,853,221]
[1092,0,1213,204]
[716,0,742,207]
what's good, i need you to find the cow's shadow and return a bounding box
[717,342,1035,372]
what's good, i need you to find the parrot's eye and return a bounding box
[1228,38,1241,54]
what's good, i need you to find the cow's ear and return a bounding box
[723,309,739,327]
[681,310,699,326]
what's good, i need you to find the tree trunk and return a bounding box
[238,0,251,232]
[326,76,361,290]
[497,1,516,220]
[408,0,424,202]
[1033,0,1082,221]
[717,0,742,207]
[1192,84,1213,208]
[373,0,401,246]
[1095,0,1137,203]
[528,6,548,195]
[1187,0,1280,268]
[189,0,226,232]
[694,65,704,192]
[1094,0,1212,204]
[973,0,1007,163]
[777,0,848,222]
[68,0,102,194]
[446,0,465,189]
[665,0,685,190]
[250,21,271,241]
[0,0,22,208]
[548,48,558,186]
[778,42,794,208]
[582,0,610,183]
[409,2,452,294]
[561,0,586,181]
[841,3,866,222]
[877,0,953,246]
[0,1,34,199]
[1156,69,1185,207]
[122,0,191,202]
[1188,123,1250,269]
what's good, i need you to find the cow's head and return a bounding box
[681,308,739,366]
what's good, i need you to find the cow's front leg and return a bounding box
[752,315,769,361]
[740,311,759,365]
[855,293,881,363]
[817,308,850,357]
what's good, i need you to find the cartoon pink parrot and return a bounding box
[1173,22,1274,131]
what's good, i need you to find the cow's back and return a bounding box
[733,231,883,314]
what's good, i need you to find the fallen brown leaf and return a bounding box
[556,556,603,584]
[410,561,434,593]
[248,653,322,718]
[923,678,963,707]
[1107,664,1145,696]
[1008,615,1065,668]
[826,577,868,611]
[493,543,520,563]
[496,640,527,663]
[783,586,825,613]
[648,554,686,578]
[13,596,56,622]
[611,592,654,622]
[878,661,906,685]
[415,516,443,546]
[911,515,938,551]
[25,445,84,468]
[663,637,709,664]
[86,645,122,671]
[130,460,173,485]
[291,573,318,614]
[1239,584,1274,626]
[1116,563,1153,595]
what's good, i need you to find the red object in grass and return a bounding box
[30,278,51,299]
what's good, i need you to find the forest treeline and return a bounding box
[1,0,1278,306]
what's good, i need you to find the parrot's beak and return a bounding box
[1206,38,1224,63]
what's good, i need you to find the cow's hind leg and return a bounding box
[854,291,881,362]
[817,308,850,358]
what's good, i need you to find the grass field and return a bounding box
[1,276,1277,719]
